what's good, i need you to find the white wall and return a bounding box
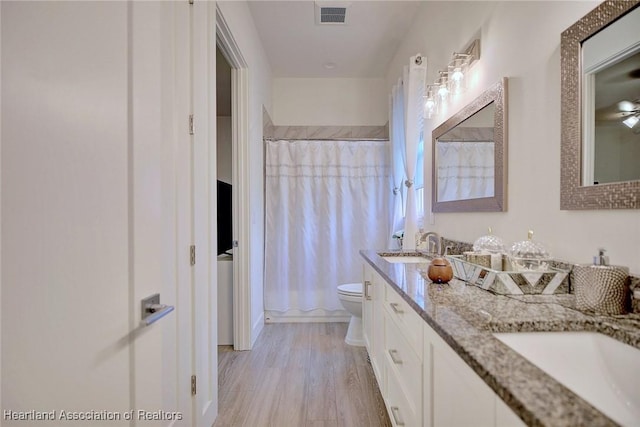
[217,116,233,184]
[272,77,387,126]
[388,1,640,275]
[217,1,273,344]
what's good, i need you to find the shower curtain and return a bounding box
[436,141,494,201]
[264,139,390,314]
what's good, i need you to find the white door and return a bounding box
[0,2,213,426]
[2,2,136,421]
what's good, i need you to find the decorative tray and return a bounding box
[446,255,571,295]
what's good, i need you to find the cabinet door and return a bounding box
[363,264,385,387]
[427,327,495,427]
[371,271,386,382]
[362,263,374,352]
[386,357,420,427]
[385,306,422,423]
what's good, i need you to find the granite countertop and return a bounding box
[361,249,640,427]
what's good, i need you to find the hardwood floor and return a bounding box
[214,323,392,427]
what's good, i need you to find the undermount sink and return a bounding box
[381,255,430,263]
[494,331,640,426]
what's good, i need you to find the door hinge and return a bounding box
[191,375,197,395]
[189,114,195,135]
[190,245,196,266]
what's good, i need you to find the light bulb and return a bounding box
[438,84,449,99]
[424,97,436,118]
[451,67,464,82]
[425,97,435,109]
[623,115,639,128]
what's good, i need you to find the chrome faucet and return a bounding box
[423,232,441,255]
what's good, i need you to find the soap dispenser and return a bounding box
[593,248,609,266]
[573,248,629,315]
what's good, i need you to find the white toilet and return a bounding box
[337,283,364,346]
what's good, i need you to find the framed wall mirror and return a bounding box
[561,0,640,209]
[432,77,508,213]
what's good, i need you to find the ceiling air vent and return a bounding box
[315,2,350,25]
[320,7,346,23]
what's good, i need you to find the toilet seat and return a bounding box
[337,283,362,296]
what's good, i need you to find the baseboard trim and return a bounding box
[265,309,350,323]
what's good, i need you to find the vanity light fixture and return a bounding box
[424,39,481,118]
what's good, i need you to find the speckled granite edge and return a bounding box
[360,249,639,427]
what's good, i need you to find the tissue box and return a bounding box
[447,255,571,295]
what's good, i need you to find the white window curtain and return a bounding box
[415,136,425,219]
[264,140,390,314]
[436,141,494,201]
[388,81,407,248]
[401,54,427,250]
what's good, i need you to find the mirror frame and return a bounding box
[560,0,640,210]
[432,77,508,213]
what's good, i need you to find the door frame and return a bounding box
[215,5,252,351]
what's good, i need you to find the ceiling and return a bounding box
[247,0,422,78]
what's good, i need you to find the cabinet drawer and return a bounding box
[385,315,422,412]
[386,357,420,427]
[384,284,423,354]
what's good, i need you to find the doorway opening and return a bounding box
[216,45,234,348]
[216,5,252,351]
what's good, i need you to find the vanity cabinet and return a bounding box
[363,263,424,426]
[363,262,525,427]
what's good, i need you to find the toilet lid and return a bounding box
[337,283,362,296]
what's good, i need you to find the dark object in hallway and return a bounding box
[217,180,233,255]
